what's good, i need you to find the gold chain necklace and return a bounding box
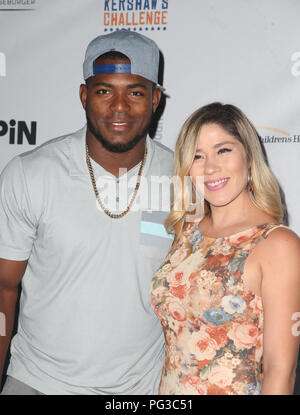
[86,143,147,219]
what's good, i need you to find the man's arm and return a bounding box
[0,258,27,383]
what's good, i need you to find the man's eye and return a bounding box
[96,89,109,94]
[218,148,232,154]
[130,91,143,96]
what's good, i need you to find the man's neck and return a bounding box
[86,133,147,178]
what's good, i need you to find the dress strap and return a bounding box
[262,223,289,239]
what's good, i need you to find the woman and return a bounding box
[150,102,300,395]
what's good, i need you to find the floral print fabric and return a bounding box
[150,223,278,395]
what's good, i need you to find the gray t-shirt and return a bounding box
[0,126,174,394]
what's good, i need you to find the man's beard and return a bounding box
[86,114,152,153]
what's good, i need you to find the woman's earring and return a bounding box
[247,170,253,193]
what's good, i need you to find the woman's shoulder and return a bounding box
[262,224,300,247]
[258,224,300,270]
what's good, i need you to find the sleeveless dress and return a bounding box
[150,222,284,395]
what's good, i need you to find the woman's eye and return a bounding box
[194,155,203,160]
[218,148,232,154]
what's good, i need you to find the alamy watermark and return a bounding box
[291,312,300,337]
[0,52,6,77]
[291,52,300,77]
[0,312,6,336]
[95,173,204,221]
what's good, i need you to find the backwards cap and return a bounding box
[83,30,160,85]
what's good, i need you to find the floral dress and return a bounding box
[150,222,282,395]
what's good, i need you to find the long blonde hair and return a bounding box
[165,102,284,242]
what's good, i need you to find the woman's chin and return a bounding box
[206,197,234,208]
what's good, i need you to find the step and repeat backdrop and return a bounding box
[0,0,299,234]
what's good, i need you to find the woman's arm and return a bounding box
[260,228,300,395]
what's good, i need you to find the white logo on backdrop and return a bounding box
[0,0,36,9]
[291,52,300,77]
[154,117,163,141]
[0,52,6,77]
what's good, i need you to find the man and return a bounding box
[0,30,173,395]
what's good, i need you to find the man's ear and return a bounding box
[152,87,162,113]
[79,84,87,110]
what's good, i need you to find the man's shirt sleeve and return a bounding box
[0,156,37,260]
